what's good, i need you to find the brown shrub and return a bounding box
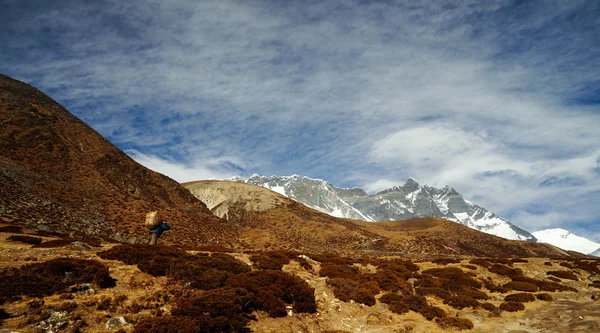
[536,293,553,301]
[0,308,10,326]
[547,276,561,283]
[377,259,419,278]
[489,258,513,266]
[572,260,600,275]
[536,280,577,292]
[483,279,508,293]
[469,259,492,268]
[0,258,115,304]
[559,262,574,269]
[419,305,446,321]
[547,271,578,281]
[34,236,103,248]
[499,301,525,312]
[372,269,412,295]
[328,278,378,306]
[481,302,498,311]
[319,263,360,279]
[435,317,474,330]
[422,267,481,290]
[544,261,553,266]
[589,281,600,289]
[460,288,489,300]
[401,295,428,313]
[503,281,538,292]
[7,235,42,245]
[504,293,535,303]
[226,270,317,316]
[443,295,480,309]
[171,288,254,331]
[0,226,23,233]
[488,264,523,278]
[380,293,409,315]
[462,265,477,270]
[416,287,451,299]
[250,251,294,270]
[99,245,250,289]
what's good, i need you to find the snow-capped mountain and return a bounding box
[240,175,535,241]
[590,247,600,257]
[532,228,600,255]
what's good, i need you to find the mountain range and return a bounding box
[532,228,600,256]
[238,174,535,241]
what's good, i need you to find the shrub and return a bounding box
[372,269,412,295]
[7,235,42,245]
[547,271,578,281]
[499,301,525,312]
[481,302,498,311]
[0,308,11,326]
[319,263,360,279]
[547,276,561,283]
[401,295,428,313]
[328,278,378,306]
[544,262,552,266]
[469,259,491,268]
[380,293,409,315]
[462,265,477,270]
[572,260,600,275]
[377,259,419,278]
[99,245,250,289]
[250,251,293,270]
[443,295,480,309]
[422,267,481,290]
[559,262,574,269]
[310,252,353,265]
[34,236,103,248]
[460,288,489,300]
[488,264,523,278]
[171,288,254,332]
[589,281,600,289]
[435,317,474,330]
[226,270,317,316]
[0,258,115,304]
[483,279,509,293]
[416,287,451,299]
[489,258,513,266]
[0,226,23,233]
[536,293,553,302]
[504,293,535,303]
[419,305,446,321]
[503,281,538,292]
[536,280,577,292]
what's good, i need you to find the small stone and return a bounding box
[106,317,128,330]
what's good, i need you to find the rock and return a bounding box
[69,241,91,249]
[70,283,95,295]
[106,317,128,330]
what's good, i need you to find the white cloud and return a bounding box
[1,0,599,234]
[126,150,238,183]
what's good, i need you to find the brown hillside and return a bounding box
[0,74,234,245]
[184,180,570,258]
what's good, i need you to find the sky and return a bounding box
[1,0,599,240]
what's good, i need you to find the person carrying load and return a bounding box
[145,211,171,245]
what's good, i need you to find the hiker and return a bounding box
[149,217,171,245]
[145,211,171,245]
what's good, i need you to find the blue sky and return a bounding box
[1,0,599,240]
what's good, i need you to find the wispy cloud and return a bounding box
[1,0,599,239]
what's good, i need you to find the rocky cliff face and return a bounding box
[243,175,535,241]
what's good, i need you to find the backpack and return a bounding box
[145,211,161,229]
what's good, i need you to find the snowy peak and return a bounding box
[532,228,600,255]
[243,175,535,241]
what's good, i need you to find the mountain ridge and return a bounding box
[238,174,536,241]
[532,228,600,255]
